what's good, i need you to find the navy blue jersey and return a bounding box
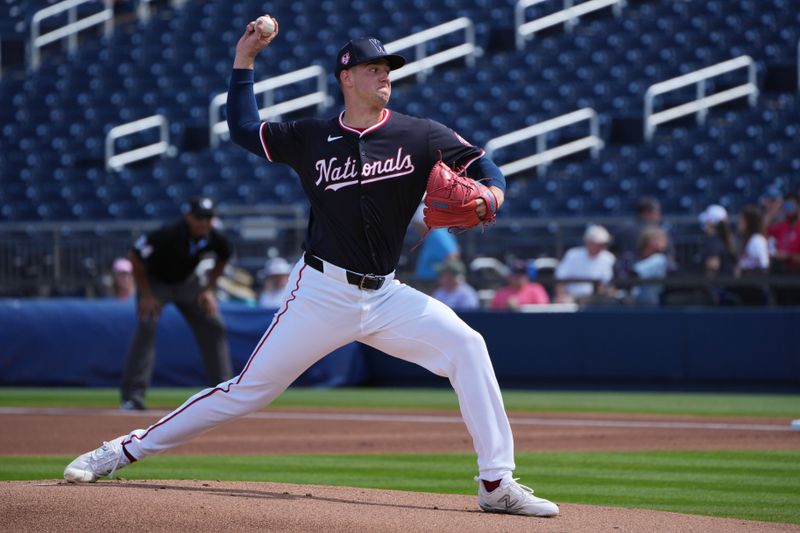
[258,110,483,275]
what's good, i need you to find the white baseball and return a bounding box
[258,16,275,38]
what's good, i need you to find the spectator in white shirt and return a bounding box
[258,257,292,309]
[733,205,770,306]
[737,205,770,273]
[554,225,616,304]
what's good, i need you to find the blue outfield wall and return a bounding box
[1,299,798,390]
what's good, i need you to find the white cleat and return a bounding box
[63,436,131,483]
[477,477,560,517]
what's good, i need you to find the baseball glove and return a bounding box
[423,160,498,230]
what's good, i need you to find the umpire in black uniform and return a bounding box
[120,196,234,410]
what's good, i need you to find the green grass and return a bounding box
[0,387,798,417]
[3,450,799,524]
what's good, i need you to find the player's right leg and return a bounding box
[64,261,359,482]
[359,282,558,517]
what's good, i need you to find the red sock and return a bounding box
[482,479,502,492]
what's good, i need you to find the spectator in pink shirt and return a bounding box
[490,260,550,310]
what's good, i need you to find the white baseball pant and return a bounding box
[122,256,516,481]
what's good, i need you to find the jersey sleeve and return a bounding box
[259,121,305,166]
[427,120,485,171]
[211,229,233,263]
[131,228,166,262]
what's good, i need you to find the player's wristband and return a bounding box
[486,188,498,215]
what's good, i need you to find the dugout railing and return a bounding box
[515,0,626,50]
[484,108,604,177]
[643,55,759,141]
[29,0,114,70]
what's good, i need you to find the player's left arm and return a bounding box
[428,121,506,218]
[467,157,506,218]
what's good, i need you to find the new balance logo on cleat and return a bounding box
[477,477,559,517]
[498,494,518,510]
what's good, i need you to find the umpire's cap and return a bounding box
[335,37,406,79]
[185,196,216,218]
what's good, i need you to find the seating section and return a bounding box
[1,0,799,223]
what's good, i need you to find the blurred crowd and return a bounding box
[99,184,800,313]
[418,184,800,311]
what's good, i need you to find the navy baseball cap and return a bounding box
[335,37,406,79]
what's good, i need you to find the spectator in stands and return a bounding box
[695,204,737,279]
[760,185,784,228]
[737,205,770,274]
[110,257,135,301]
[767,193,800,304]
[431,259,480,310]
[120,196,233,411]
[731,204,770,306]
[410,206,460,287]
[630,226,670,306]
[613,197,673,278]
[491,259,550,310]
[258,257,292,309]
[215,265,258,306]
[554,225,616,304]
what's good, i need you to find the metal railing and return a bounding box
[30,0,113,70]
[643,55,759,141]
[0,206,309,296]
[105,114,174,171]
[515,0,626,50]
[209,65,329,148]
[9,213,794,304]
[386,17,478,83]
[485,108,604,177]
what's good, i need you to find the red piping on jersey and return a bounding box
[461,148,486,172]
[259,122,274,162]
[338,109,391,137]
[121,264,308,452]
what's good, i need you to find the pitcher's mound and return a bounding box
[2,480,796,532]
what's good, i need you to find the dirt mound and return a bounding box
[3,479,797,533]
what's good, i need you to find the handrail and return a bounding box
[106,115,173,171]
[515,0,626,50]
[30,0,113,70]
[643,55,758,141]
[386,18,477,83]
[209,65,329,148]
[484,108,604,177]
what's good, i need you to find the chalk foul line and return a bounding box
[0,407,794,432]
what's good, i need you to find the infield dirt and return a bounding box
[2,407,799,532]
